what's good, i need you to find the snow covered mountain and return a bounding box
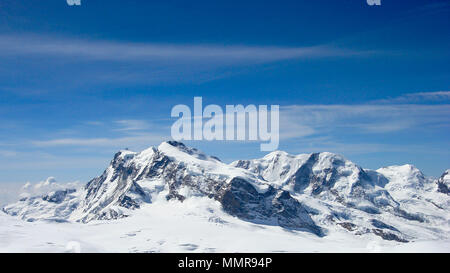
[3,141,449,245]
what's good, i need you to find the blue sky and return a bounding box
[0,0,449,183]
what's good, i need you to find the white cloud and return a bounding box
[286,138,448,156]
[27,102,450,149]
[19,177,81,199]
[0,35,379,87]
[375,91,450,104]
[31,133,167,148]
[114,119,150,132]
[0,34,375,64]
[0,178,81,206]
[0,150,18,157]
[280,103,450,137]
[0,155,110,171]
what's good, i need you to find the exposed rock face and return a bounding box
[217,177,322,235]
[437,170,450,194]
[43,189,76,204]
[2,141,449,242]
[74,150,150,223]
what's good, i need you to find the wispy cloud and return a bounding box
[287,138,449,156]
[31,133,167,148]
[28,100,450,149]
[2,92,448,181]
[280,103,450,138]
[0,34,379,88]
[114,119,150,132]
[0,34,375,64]
[374,91,450,104]
[26,119,168,151]
[0,150,18,157]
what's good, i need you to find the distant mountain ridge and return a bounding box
[3,141,449,242]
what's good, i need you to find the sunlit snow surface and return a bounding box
[1,197,449,253]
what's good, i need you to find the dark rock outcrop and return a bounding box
[216,177,322,235]
[437,170,450,195]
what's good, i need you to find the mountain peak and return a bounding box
[377,164,429,196]
[263,150,291,159]
[116,149,137,159]
[377,164,425,181]
[158,141,220,163]
[165,140,187,148]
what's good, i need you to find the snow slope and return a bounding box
[1,202,449,253]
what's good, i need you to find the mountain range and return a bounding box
[3,141,449,244]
